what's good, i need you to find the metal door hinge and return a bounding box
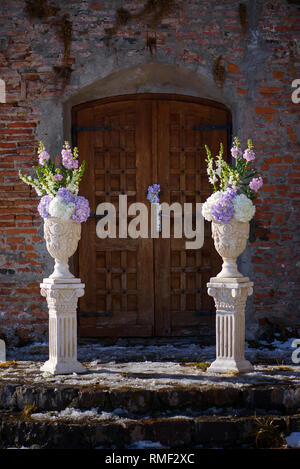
[71,125,112,146]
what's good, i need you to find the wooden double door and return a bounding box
[72,94,231,337]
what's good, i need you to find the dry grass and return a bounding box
[273,366,294,372]
[0,361,18,369]
[22,404,38,420]
[253,415,286,449]
[180,362,211,372]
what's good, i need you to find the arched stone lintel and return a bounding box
[63,63,238,143]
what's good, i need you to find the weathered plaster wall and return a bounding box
[0,0,299,345]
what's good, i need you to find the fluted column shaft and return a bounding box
[207,279,254,373]
[40,278,86,375]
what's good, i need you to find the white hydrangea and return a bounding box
[48,196,75,220]
[233,193,255,222]
[201,191,223,221]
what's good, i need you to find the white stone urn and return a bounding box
[44,217,81,280]
[211,218,249,278]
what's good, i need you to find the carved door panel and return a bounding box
[72,95,231,337]
[155,99,230,336]
[74,100,154,336]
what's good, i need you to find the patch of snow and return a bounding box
[267,338,297,351]
[127,440,168,449]
[31,407,100,421]
[6,446,30,450]
[31,407,132,423]
[7,337,299,367]
[285,432,300,448]
[112,408,129,417]
[1,358,300,392]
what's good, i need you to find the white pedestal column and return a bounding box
[40,278,86,375]
[207,278,254,374]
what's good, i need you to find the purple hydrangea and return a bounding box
[211,188,237,223]
[222,187,237,200]
[57,187,76,204]
[37,194,52,218]
[249,176,263,192]
[72,196,90,223]
[147,184,160,203]
[211,197,234,223]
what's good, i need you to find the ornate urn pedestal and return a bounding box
[207,218,254,374]
[40,217,86,375]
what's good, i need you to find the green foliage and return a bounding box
[19,141,86,198]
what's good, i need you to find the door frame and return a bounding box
[71,93,232,337]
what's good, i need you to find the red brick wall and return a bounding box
[0,0,299,345]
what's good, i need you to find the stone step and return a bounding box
[1,380,300,415]
[0,409,299,449]
[1,361,300,417]
[1,361,300,449]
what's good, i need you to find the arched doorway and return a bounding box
[72,94,232,337]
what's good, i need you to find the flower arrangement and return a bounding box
[19,141,90,223]
[147,184,160,203]
[202,137,263,224]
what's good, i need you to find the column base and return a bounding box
[40,359,86,375]
[207,358,254,374]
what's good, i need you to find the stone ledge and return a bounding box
[0,361,299,414]
[0,410,298,449]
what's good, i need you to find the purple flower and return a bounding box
[53,173,63,182]
[211,197,234,223]
[61,142,79,170]
[211,189,236,223]
[243,148,255,162]
[222,187,237,200]
[72,196,90,223]
[37,195,52,218]
[231,146,242,159]
[147,184,160,203]
[38,150,50,166]
[57,187,76,204]
[249,176,263,192]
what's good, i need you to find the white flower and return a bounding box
[34,187,43,196]
[66,181,79,195]
[48,196,75,220]
[215,166,222,177]
[233,194,255,222]
[201,191,223,221]
[209,174,218,184]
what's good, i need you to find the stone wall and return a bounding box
[0,0,299,345]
